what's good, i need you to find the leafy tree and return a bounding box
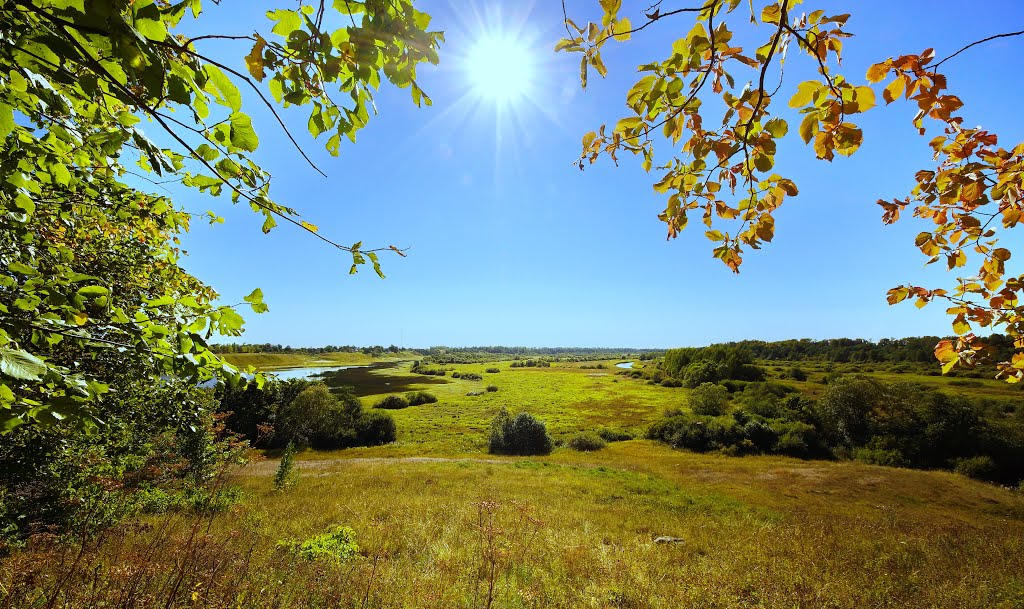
[0,0,441,430]
[558,1,1024,379]
[688,381,729,415]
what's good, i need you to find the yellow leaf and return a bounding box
[789,81,823,108]
[612,17,632,41]
[853,86,875,113]
[798,114,818,144]
[866,62,889,83]
[883,75,905,104]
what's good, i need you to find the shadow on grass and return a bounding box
[318,361,450,397]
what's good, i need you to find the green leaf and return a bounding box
[204,65,242,112]
[77,285,109,298]
[244,288,264,304]
[228,112,259,152]
[133,0,168,41]
[267,9,302,37]
[0,103,13,139]
[0,347,47,381]
[764,117,788,138]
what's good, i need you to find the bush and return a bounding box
[596,428,634,442]
[773,421,824,458]
[356,411,397,446]
[276,384,393,450]
[567,432,606,452]
[853,447,910,468]
[485,368,500,373]
[661,378,682,387]
[488,408,554,455]
[786,366,808,381]
[273,441,297,491]
[953,455,996,480]
[689,382,730,416]
[278,525,359,565]
[648,413,742,453]
[682,360,725,388]
[411,365,447,376]
[486,385,499,392]
[277,385,361,449]
[407,391,438,406]
[374,395,410,410]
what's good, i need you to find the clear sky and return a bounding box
[172,1,1024,348]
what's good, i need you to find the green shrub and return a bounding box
[356,411,397,446]
[407,391,438,406]
[273,441,297,492]
[276,384,393,450]
[689,382,730,416]
[411,365,447,376]
[661,378,682,387]
[488,408,554,455]
[278,525,359,564]
[596,428,634,442]
[486,385,499,392]
[953,455,996,480]
[486,367,500,373]
[787,366,808,381]
[277,384,360,449]
[374,395,410,410]
[853,447,909,468]
[136,485,242,515]
[648,413,743,453]
[567,432,606,452]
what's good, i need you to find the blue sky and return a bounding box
[173,1,1024,348]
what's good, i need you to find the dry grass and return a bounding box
[5,441,1024,608]
[5,360,1024,608]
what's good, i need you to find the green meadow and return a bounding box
[5,355,1024,608]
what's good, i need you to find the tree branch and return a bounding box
[934,29,1024,68]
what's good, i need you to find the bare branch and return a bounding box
[934,29,1024,68]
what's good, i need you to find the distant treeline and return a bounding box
[211,343,406,355]
[209,343,662,361]
[421,346,661,364]
[715,336,1017,365]
[210,337,1022,368]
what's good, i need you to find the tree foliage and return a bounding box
[0,0,442,430]
[558,0,1024,379]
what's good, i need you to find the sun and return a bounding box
[464,33,535,105]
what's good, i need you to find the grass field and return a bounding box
[6,355,1024,608]
[320,360,679,454]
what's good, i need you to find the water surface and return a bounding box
[268,364,368,381]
